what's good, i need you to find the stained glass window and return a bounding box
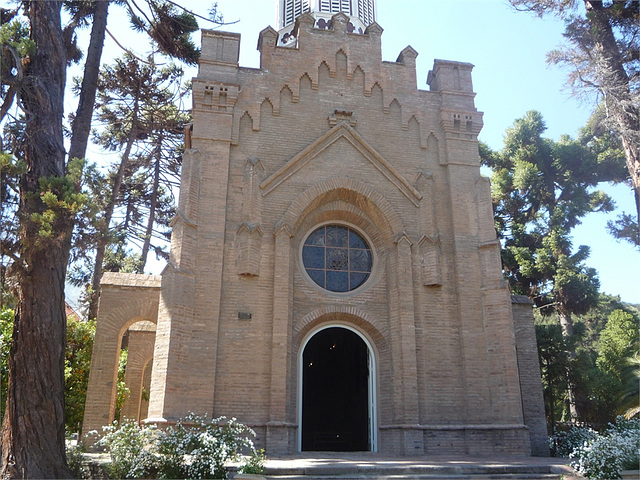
[303,225,372,292]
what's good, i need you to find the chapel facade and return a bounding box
[83,0,548,457]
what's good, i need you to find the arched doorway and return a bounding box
[300,326,375,451]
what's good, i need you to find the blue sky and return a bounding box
[87,0,638,304]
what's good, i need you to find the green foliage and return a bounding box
[128,3,200,65]
[536,322,571,427]
[493,112,637,427]
[103,245,143,274]
[597,310,639,377]
[570,417,640,479]
[0,18,36,110]
[0,307,14,419]
[98,415,263,479]
[509,0,640,249]
[607,213,640,249]
[25,157,90,250]
[238,449,266,475]
[114,349,130,422]
[581,106,639,250]
[619,354,640,419]
[535,298,640,426]
[0,19,36,58]
[70,52,188,316]
[481,111,612,315]
[64,315,95,433]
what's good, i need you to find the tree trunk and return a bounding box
[585,1,640,224]
[139,144,162,271]
[0,2,73,477]
[66,0,110,324]
[558,309,578,421]
[621,136,640,226]
[548,379,556,435]
[67,0,110,165]
[87,104,140,321]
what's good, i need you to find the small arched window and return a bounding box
[302,225,372,292]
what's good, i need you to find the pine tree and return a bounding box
[481,110,621,420]
[0,2,223,475]
[83,54,189,320]
[510,0,640,246]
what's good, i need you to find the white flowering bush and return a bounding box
[97,414,262,479]
[570,417,640,479]
[99,419,160,479]
[156,414,257,479]
[550,424,597,457]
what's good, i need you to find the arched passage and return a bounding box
[82,273,160,438]
[120,323,156,422]
[300,326,375,452]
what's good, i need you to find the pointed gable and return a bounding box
[260,122,422,206]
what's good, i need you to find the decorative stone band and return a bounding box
[264,421,299,428]
[379,424,529,431]
[141,419,300,430]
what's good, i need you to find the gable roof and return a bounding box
[260,122,422,206]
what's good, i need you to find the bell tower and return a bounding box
[277,0,377,45]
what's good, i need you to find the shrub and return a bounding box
[238,449,266,475]
[66,442,89,479]
[570,417,640,479]
[65,316,95,433]
[550,424,597,457]
[98,419,160,479]
[156,414,257,479]
[97,414,262,479]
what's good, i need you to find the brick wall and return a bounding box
[106,12,549,457]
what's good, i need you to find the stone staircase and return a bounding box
[252,467,563,479]
[82,451,578,479]
[231,453,577,480]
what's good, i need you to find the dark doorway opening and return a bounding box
[302,327,369,451]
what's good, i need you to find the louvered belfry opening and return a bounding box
[282,0,311,29]
[280,0,375,29]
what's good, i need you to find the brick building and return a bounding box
[83,0,548,457]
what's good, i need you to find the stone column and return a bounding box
[512,295,550,456]
[82,310,122,435]
[427,59,529,454]
[146,147,200,422]
[267,223,295,454]
[148,80,239,422]
[387,233,422,455]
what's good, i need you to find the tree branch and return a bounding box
[105,27,154,65]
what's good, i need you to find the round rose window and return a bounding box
[302,225,372,293]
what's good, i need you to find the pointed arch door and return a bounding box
[300,326,375,451]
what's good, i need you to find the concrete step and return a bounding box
[246,462,570,480]
[263,473,565,480]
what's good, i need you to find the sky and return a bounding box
[77,0,639,305]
